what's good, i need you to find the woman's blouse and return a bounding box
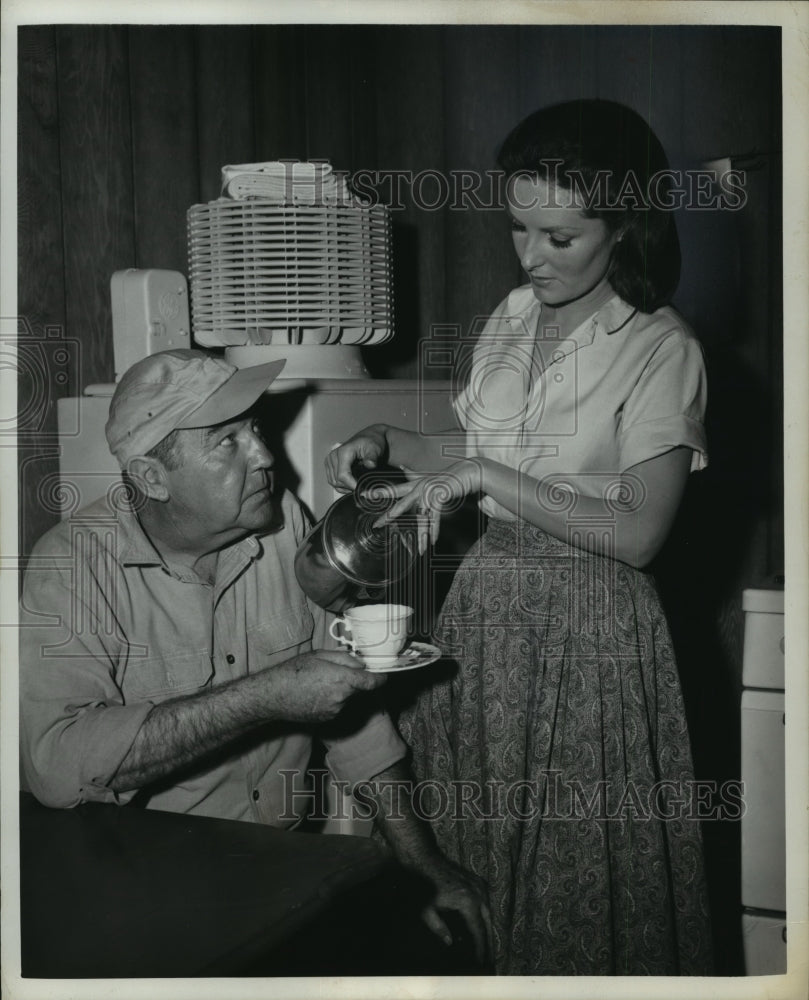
[454,285,708,522]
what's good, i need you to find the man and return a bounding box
[19,348,490,960]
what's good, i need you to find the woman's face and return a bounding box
[507,174,620,308]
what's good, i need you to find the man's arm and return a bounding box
[20,552,383,807]
[364,760,493,965]
[111,650,385,791]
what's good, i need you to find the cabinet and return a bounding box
[740,587,786,975]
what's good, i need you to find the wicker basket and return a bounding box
[187,200,394,347]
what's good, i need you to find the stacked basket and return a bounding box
[187,162,394,349]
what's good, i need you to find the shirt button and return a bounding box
[252,789,260,801]
[226,654,236,664]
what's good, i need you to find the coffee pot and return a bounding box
[294,466,418,612]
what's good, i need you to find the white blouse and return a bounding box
[454,285,708,522]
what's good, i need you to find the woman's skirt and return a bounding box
[397,519,714,976]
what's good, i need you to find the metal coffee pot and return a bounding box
[294,468,418,612]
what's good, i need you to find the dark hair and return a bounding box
[144,428,185,470]
[497,99,681,312]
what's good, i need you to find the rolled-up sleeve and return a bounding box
[20,552,152,808]
[619,330,708,473]
[313,603,407,785]
[322,707,406,786]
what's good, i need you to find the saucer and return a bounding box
[359,642,442,673]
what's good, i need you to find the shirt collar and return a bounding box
[504,285,636,364]
[117,501,164,567]
[116,488,261,574]
[592,296,637,337]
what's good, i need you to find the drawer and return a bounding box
[741,690,785,911]
[742,588,784,689]
[742,910,787,976]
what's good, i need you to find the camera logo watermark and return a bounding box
[2,317,80,444]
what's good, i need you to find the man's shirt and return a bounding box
[19,489,405,824]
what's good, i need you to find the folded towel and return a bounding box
[221,160,358,204]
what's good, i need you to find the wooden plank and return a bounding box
[735,158,783,583]
[301,25,353,169]
[129,26,199,274]
[56,25,135,387]
[640,26,685,165]
[371,25,446,379]
[517,25,598,120]
[17,26,68,555]
[594,26,656,124]
[253,25,308,161]
[348,25,378,179]
[17,27,67,351]
[682,26,782,583]
[444,27,521,358]
[682,26,780,160]
[195,26,255,205]
[767,146,784,579]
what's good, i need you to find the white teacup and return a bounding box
[329,604,414,667]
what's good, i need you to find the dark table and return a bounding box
[19,792,482,978]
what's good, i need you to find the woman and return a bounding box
[327,99,713,976]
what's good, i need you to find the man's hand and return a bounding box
[266,649,386,724]
[367,761,494,966]
[417,854,493,965]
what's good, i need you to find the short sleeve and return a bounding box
[619,330,708,473]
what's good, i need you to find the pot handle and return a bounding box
[329,616,356,653]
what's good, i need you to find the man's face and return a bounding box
[160,413,277,549]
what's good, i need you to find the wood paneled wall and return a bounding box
[18,22,782,575]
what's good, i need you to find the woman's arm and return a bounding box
[326,424,461,491]
[376,447,693,569]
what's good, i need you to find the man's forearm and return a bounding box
[366,760,448,874]
[109,650,384,793]
[366,760,493,960]
[109,670,281,791]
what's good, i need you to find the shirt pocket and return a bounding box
[120,648,214,702]
[247,600,314,668]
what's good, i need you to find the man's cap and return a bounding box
[105,349,286,466]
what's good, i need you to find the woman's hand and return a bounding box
[325,426,390,492]
[370,459,486,553]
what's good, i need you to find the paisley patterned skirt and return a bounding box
[398,519,713,976]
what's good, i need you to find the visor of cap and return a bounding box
[176,358,287,428]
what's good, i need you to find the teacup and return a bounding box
[329,604,414,667]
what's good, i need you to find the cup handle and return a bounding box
[329,617,356,653]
